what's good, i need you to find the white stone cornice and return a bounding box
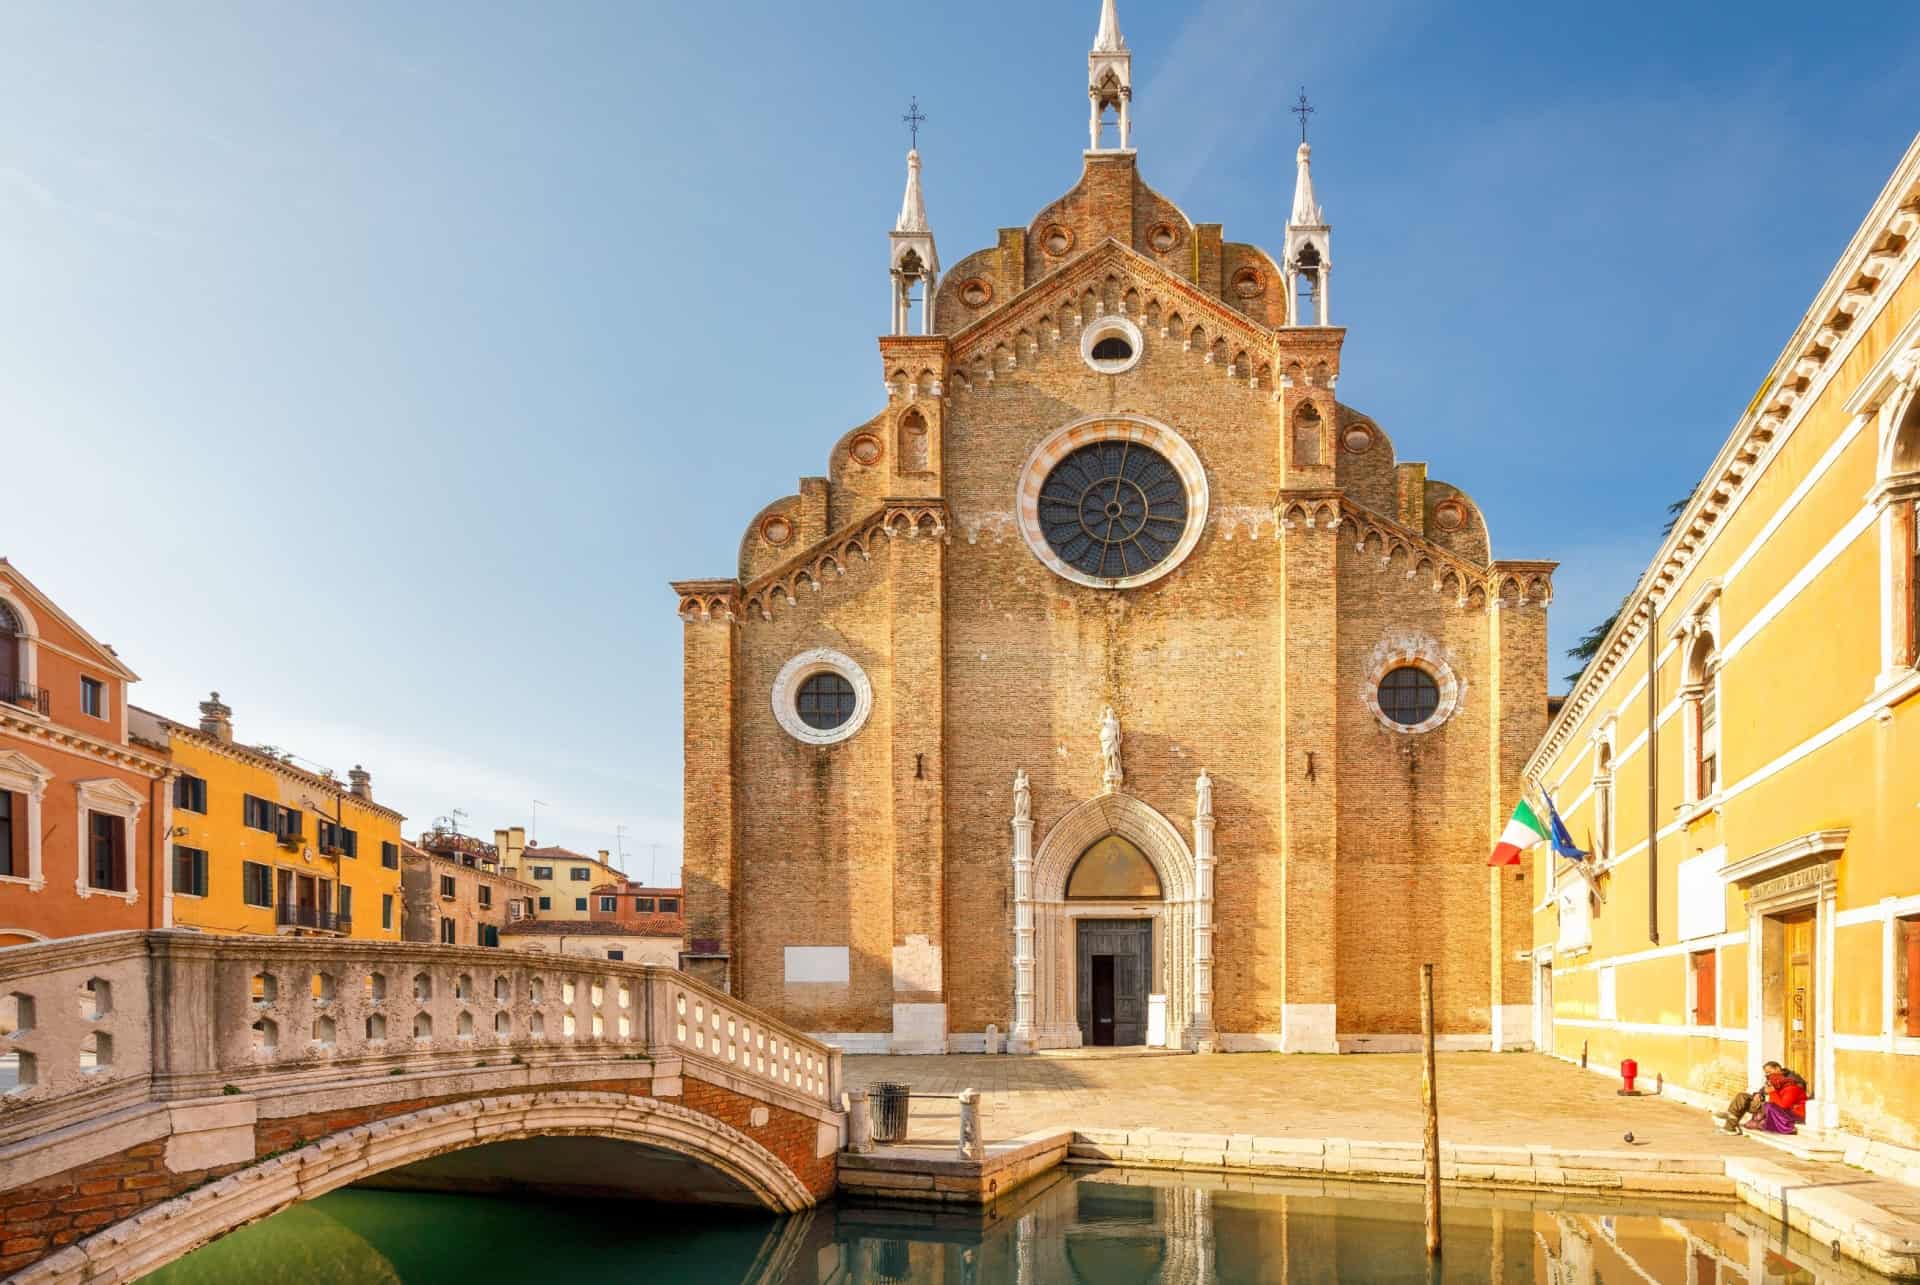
[1718,828,1850,884]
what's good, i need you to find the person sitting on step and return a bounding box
[1716,1061,1807,1135]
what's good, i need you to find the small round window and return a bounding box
[1080,317,1144,375]
[796,672,855,731]
[1377,667,1440,727]
[772,650,873,745]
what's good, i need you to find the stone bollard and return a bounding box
[846,1088,875,1154]
[957,1087,986,1164]
[985,1023,1001,1055]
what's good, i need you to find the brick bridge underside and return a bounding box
[1,1071,837,1284]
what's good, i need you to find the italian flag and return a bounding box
[1489,799,1549,866]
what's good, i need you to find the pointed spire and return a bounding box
[1093,0,1125,53]
[896,149,928,234]
[1290,143,1324,227]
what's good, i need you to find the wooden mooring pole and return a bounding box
[1421,961,1441,1258]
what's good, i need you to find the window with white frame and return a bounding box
[1683,630,1720,802]
[1879,382,1920,676]
[0,598,35,710]
[1592,740,1614,862]
[75,778,142,900]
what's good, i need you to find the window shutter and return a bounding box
[1907,921,1920,1039]
[111,816,128,890]
[5,791,21,878]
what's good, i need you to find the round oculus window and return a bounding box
[771,650,873,745]
[1377,666,1440,727]
[1037,439,1190,581]
[795,671,855,730]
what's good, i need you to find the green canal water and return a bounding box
[143,1167,1862,1283]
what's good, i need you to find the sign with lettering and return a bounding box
[1744,859,1835,903]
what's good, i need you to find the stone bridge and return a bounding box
[0,932,844,1282]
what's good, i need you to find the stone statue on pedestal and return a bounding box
[1100,705,1123,793]
[1013,768,1031,822]
[1196,768,1213,820]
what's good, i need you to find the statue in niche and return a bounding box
[1013,768,1031,823]
[1099,706,1123,793]
[1196,769,1213,820]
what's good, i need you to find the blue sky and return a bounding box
[5,2,1916,875]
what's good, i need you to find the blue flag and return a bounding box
[1546,793,1589,862]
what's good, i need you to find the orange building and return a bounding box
[0,561,171,945]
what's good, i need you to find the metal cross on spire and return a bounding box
[1291,86,1315,143]
[902,97,927,150]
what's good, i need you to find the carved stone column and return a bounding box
[1190,771,1217,1053]
[1010,770,1037,1054]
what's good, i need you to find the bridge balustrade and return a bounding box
[0,931,841,1153]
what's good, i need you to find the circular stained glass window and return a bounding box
[795,672,856,730]
[1377,666,1440,726]
[1037,440,1189,581]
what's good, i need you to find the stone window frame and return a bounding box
[1015,414,1210,592]
[1361,643,1461,736]
[0,586,43,710]
[1671,584,1723,815]
[0,749,52,891]
[1079,316,1145,376]
[74,777,143,904]
[771,649,873,747]
[1588,720,1617,866]
[1869,342,1920,695]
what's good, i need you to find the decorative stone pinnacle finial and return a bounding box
[1291,141,1324,227]
[1093,0,1125,53]
[896,149,929,234]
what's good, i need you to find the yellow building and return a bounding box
[492,826,626,921]
[132,694,405,941]
[1526,134,1920,1151]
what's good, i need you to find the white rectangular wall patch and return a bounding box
[784,946,850,985]
[1677,849,1728,941]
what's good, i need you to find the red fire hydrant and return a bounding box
[1619,1058,1640,1095]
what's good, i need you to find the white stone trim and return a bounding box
[1360,637,1461,735]
[73,778,143,903]
[1079,315,1145,375]
[0,749,51,891]
[0,584,40,693]
[1014,789,1207,1052]
[769,650,872,747]
[1014,414,1210,591]
[1719,829,1851,884]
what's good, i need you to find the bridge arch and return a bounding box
[20,1091,813,1285]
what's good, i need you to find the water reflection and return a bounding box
[147,1166,1873,1284]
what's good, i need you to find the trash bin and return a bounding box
[871,1081,912,1144]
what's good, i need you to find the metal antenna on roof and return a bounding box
[532,799,548,845]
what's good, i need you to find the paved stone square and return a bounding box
[845,1049,1784,1158]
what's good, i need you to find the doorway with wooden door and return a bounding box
[1077,919,1151,1047]
[1759,906,1819,1097]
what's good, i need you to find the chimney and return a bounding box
[597,849,610,863]
[348,764,372,800]
[198,691,233,743]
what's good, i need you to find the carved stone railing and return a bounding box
[0,931,841,1152]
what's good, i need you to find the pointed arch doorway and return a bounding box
[1010,790,1214,1052]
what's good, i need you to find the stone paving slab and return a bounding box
[844,1050,1771,1156]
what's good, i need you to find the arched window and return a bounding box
[1684,631,1719,801]
[1065,835,1162,900]
[1593,740,1614,862]
[1292,402,1322,467]
[0,600,18,695]
[898,408,930,473]
[1881,388,1920,678]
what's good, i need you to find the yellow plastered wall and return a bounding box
[167,731,404,941]
[1528,145,1920,1146]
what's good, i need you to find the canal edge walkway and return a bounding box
[844,1126,1920,1278]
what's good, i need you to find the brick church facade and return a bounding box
[672,2,1554,1055]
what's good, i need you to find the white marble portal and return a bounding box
[1010,784,1214,1053]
